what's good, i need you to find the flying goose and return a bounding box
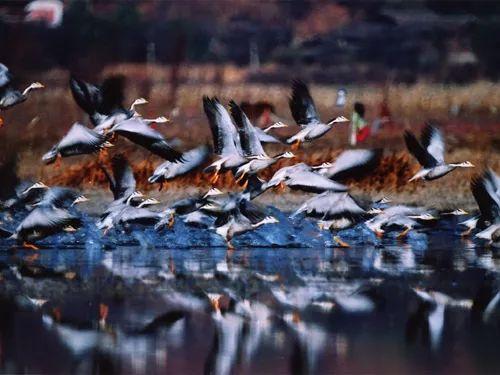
[34,187,89,209]
[312,149,383,181]
[108,117,183,162]
[0,63,44,125]
[203,97,247,184]
[460,169,500,236]
[264,163,348,193]
[148,144,210,189]
[42,123,112,165]
[1,206,82,249]
[286,80,348,149]
[404,124,474,181]
[212,200,278,249]
[70,75,148,128]
[229,101,295,183]
[365,205,437,237]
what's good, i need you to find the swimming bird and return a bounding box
[42,123,112,165]
[0,63,44,125]
[108,117,183,162]
[148,144,210,190]
[203,97,247,183]
[285,80,348,149]
[229,101,295,183]
[404,123,474,181]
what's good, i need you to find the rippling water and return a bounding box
[0,217,499,374]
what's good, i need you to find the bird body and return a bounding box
[285,80,348,147]
[404,124,474,181]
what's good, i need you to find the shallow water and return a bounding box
[0,217,499,374]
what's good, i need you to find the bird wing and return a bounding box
[471,173,500,224]
[420,124,445,164]
[288,80,320,126]
[485,168,500,198]
[294,192,365,218]
[69,76,102,117]
[18,207,80,233]
[111,118,183,162]
[57,123,105,154]
[38,187,77,208]
[288,170,348,193]
[229,100,266,157]
[404,130,438,168]
[239,199,267,224]
[99,75,126,115]
[203,97,242,156]
[320,149,382,181]
[157,144,210,180]
[0,63,12,89]
[255,127,282,144]
[110,154,136,200]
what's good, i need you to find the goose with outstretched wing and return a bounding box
[0,63,44,125]
[264,163,348,194]
[229,101,295,184]
[0,206,82,249]
[404,123,474,181]
[203,96,247,183]
[148,144,210,189]
[42,123,112,165]
[286,80,348,149]
[313,149,383,181]
[467,170,500,241]
[108,117,183,162]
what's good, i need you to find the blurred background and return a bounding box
[0,0,499,193]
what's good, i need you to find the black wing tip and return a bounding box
[228,100,245,128]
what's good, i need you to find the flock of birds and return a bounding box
[0,62,499,250]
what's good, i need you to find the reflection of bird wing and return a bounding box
[111,118,183,162]
[420,124,445,164]
[471,173,500,224]
[320,149,382,181]
[57,123,105,154]
[289,80,320,126]
[404,130,438,168]
[229,101,266,157]
[203,97,242,156]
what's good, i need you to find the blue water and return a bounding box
[0,215,498,374]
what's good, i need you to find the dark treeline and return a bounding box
[1,0,500,83]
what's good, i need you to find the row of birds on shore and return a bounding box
[0,62,498,249]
